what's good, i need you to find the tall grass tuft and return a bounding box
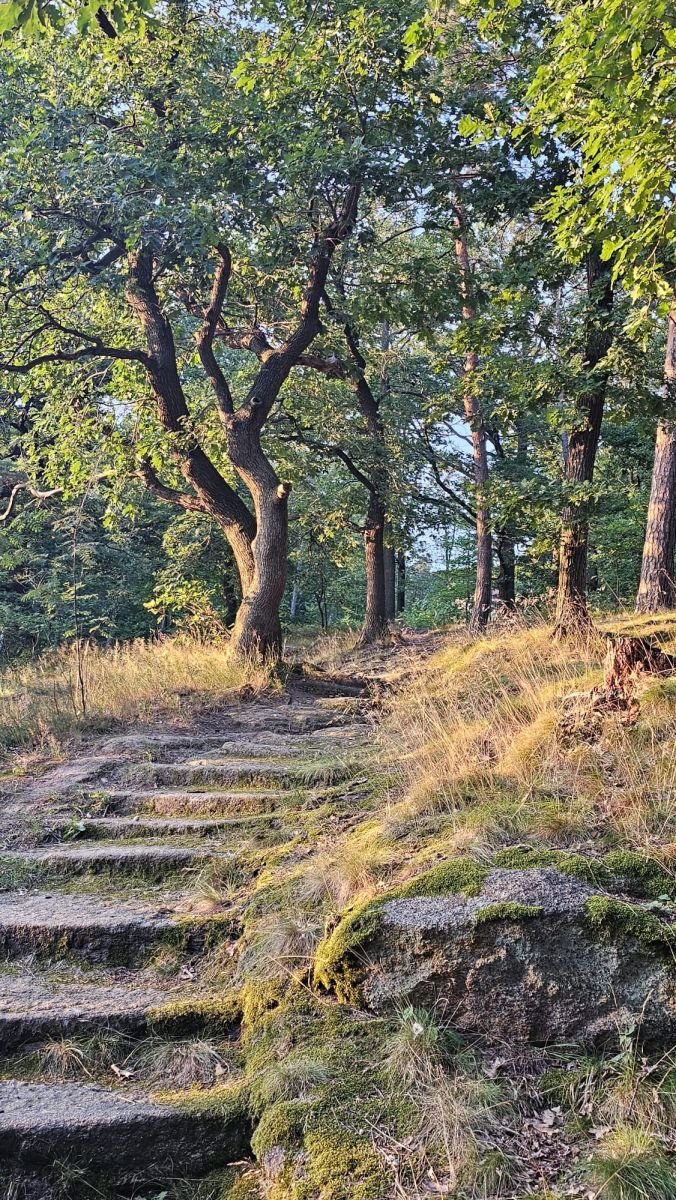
[0,636,275,754]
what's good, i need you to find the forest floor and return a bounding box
[1,618,676,1200]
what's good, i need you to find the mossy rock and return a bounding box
[313,866,676,1047]
[313,856,488,1003]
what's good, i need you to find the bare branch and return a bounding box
[0,481,63,522]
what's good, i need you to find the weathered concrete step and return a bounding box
[116,757,348,789]
[0,1080,250,1182]
[1,842,224,877]
[96,730,355,759]
[87,788,285,817]
[75,814,278,838]
[0,975,166,1050]
[0,892,226,964]
[0,974,239,1050]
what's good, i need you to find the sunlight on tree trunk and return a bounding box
[636,301,676,613]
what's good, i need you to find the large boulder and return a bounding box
[314,867,676,1046]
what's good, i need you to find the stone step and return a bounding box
[0,974,166,1051]
[0,892,231,964]
[75,813,280,838]
[114,756,348,790]
[87,788,285,817]
[0,1080,250,1184]
[0,974,239,1050]
[94,731,346,761]
[1,842,224,880]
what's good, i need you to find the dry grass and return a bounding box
[371,611,676,867]
[0,636,275,755]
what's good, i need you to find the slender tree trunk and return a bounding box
[636,301,676,613]
[496,533,516,610]
[384,544,396,620]
[360,494,388,644]
[396,550,406,614]
[554,251,613,637]
[454,210,491,634]
[289,577,301,621]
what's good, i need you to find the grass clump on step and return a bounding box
[587,1127,676,1200]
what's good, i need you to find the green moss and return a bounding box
[155,1078,248,1119]
[313,857,488,1003]
[241,978,286,1025]
[492,847,675,899]
[241,987,415,1200]
[148,991,242,1038]
[312,898,383,1003]
[473,902,543,926]
[296,1133,387,1200]
[600,851,674,898]
[250,1098,308,1157]
[393,858,487,899]
[584,897,676,951]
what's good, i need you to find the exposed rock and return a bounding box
[316,867,676,1047]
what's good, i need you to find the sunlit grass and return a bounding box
[0,636,276,754]
[369,611,676,873]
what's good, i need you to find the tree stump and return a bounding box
[558,635,676,743]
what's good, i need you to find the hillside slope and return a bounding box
[1,621,675,1200]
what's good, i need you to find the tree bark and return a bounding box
[126,251,257,591]
[554,251,613,637]
[496,533,516,610]
[636,300,676,613]
[225,410,290,658]
[396,550,406,614]
[360,494,388,644]
[384,544,396,620]
[454,209,491,634]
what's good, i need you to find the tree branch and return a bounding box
[136,461,207,513]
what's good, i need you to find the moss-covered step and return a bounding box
[90,787,286,816]
[0,1079,251,1184]
[0,975,242,1051]
[0,842,226,880]
[114,757,351,790]
[72,814,280,839]
[314,866,676,1047]
[0,891,236,964]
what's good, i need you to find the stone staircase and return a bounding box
[0,680,370,1198]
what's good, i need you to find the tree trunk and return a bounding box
[290,579,301,621]
[360,494,388,644]
[636,301,676,613]
[396,550,406,614]
[226,411,290,659]
[454,210,491,634]
[384,545,396,620]
[496,533,516,610]
[554,251,613,637]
